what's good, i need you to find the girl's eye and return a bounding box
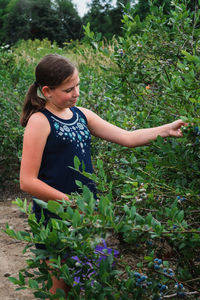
[65,83,79,93]
[65,88,73,93]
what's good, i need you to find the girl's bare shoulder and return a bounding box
[25,112,50,135]
[76,106,93,118]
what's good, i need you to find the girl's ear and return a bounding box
[41,86,51,98]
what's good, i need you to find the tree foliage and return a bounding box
[0,0,82,45]
[83,0,134,39]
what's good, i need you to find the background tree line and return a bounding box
[0,0,198,46]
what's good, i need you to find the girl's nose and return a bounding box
[73,86,79,97]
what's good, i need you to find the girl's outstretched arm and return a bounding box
[20,113,69,202]
[80,108,186,148]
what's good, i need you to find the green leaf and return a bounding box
[74,155,81,170]
[124,205,130,215]
[137,262,143,268]
[33,198,48,209]
[61,264,73,285]
[8,277,22,285]
[144,256,153,261]
[72,210,81,228]
[146,213,153,226]
[28,278,39,289]
[15,287,27,291]
[130,206,136,218]
[47,201,63,214]
[34,291,49,299]
[179,242,186,250]
[176,210,184,222]
[19,272,25,285]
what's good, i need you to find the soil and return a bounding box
[0,185,34,300]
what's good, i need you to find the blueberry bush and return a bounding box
[3,0,200,299]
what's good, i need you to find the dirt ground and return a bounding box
[0,186,35,300]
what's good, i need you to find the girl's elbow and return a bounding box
[123,133,135,148]
[20,180,27,192]
[123,139,135,148]
[20,177,30,193]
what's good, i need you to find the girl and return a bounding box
[20,54,186,297]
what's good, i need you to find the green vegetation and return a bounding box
[1,0,200,299]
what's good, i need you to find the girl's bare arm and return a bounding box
[80,108,185,147]
[20,113,69,202]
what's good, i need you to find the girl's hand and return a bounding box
[168,119,187,137]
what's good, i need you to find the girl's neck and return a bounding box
[45,103,73,120]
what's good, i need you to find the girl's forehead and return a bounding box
[63,69,79,85]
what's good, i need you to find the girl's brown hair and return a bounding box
[20,54,76,127]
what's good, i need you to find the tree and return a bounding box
[1,0,32,44]
[83,0,136,39]
[109,0,135,36]
[83,0,113,39]
[0,0,83,46]
[54,0,83,43]
[0,0,10,42]
[134,0,172,21]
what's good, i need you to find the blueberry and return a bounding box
[163,268,167,273]
[160,285,168,291]
[154,264,160,270]
[176,283,183,289]
[140,275,147,281]
[154,258,159,263]
[134,272,141,278]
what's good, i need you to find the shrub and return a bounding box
[3,0,200,298]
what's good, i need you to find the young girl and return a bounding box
[20,54,186,297]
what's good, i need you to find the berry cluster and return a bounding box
[176,196,186,203]
[134,271,152,288]
[154,258,162,270]
[154,258,175,277]
[157,282,168,292]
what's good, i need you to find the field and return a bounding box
[1,3,200,299]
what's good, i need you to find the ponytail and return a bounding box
[20,83,46,127]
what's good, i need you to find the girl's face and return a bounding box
[42,69,80,110]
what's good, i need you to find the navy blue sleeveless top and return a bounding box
[35,106,96,198]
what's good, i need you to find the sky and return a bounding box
[72,0,117,17]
